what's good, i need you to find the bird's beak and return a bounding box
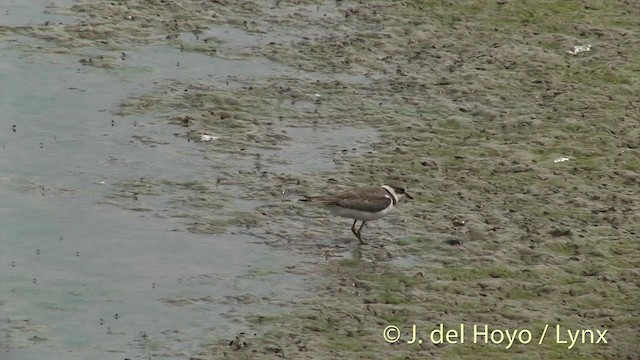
[405,193,414,200]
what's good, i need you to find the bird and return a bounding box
[300,183,413,244]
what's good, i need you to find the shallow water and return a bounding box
[0,16,313,360]
[0,0,77,26]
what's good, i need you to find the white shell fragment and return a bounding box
[200,134,219,142]
[566,44,591,55]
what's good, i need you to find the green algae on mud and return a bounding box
[4,0,639,359]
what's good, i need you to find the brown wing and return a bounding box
[333,186,393,213]
[302,186,393,212]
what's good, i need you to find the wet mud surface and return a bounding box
[2,1,639,359]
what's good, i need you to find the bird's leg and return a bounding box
[356,221,367,245]
[351,220,359,239]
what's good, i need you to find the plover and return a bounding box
[300,184,413,244]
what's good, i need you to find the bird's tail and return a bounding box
[299,195,335,205]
